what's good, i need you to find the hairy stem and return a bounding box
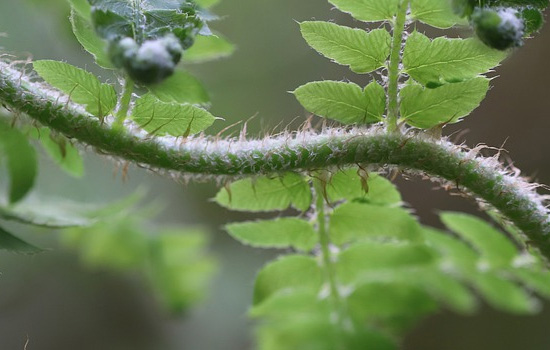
[386,0,408,132]
[1,61,550,259]
[314,175,343,318]
[114,77,134,128]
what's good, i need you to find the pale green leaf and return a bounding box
[183,33,235,63]
[253,255,323,305]
[33,60,117,117]
[294,81,385,124]
[336,241,435,284]
[257,316,396,350]
[400,78,490,129]
[472,273,538,314]
[328,0,399,22]
[403,32,506,86]
[69,0,92,19]
[327,170,401,205]
[300,22,391,73]
[38,128,84,178]
[513,269,550,297]
[250,289,327,319]
[410,0,467,28]
[441,212,518,268]
[422,227,478,272]
[226,218,317,251]
[0,197,96,228]
[149,229,217,312]
[131,94,215,136]
[347,282,438,333]
[148,70,210,105]
[70,9,114,69]
[0,226,42,255]
[330,203,423,245]
[194,0,221,8]
[215,173,312,212]
[0,120,37,204]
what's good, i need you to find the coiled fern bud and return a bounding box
[452,0,547,50]
[88,0,208,84]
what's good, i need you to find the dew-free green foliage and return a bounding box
[131,93,215,136]
[148,70,210,104]
[33,60,117,117]
[62,196,217,312]
[294,0,510,129]
[0,119,37,204]
[218,169,550,349]
[300,22,391,74]
[293,81,386,124]
[215,173,312,212]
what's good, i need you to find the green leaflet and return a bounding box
[35,128,84,178]
[347,282,438,333]
[148,228,217,312]
[70,9,114,69]
[300,22,391,74]
[131,94,215,136]
[410,0,466,28]
[329,202,423,245]
[253,255,323,305]
[256,315,396,350]
[0,226,42,254]
[327,170,402,205]
[194,0,220,8]
[0,197,97,228]
[328,0,399,22]
[293,81,385,124]
[226,218,318,252]
[403,31,506,87]
[441,212,519,268]
[215,173,312,212]
[33,60,117,118]
[147,70,210,105]
[472,273,537,313]
[62,211,217,313]
[183,33,235,63]
[69,0,92,19]
[336,241,436,285]
[400,78,490,129]
[0,120,37,204]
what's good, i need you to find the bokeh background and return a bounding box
[1,1,550,349]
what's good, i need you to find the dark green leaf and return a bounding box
[0,120,37,204]
[0,226,42,254]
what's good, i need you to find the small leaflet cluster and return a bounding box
[33,0,234,137]
[0,110,217,312]
[294,0,514,130]
[217,170,550,350]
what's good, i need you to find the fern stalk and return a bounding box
[1,61,550,259]
[386,0,409,132]
[114,77,134,128]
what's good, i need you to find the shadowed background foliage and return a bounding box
[0,1,549,349]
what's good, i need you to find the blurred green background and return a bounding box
[1,1,550,349]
